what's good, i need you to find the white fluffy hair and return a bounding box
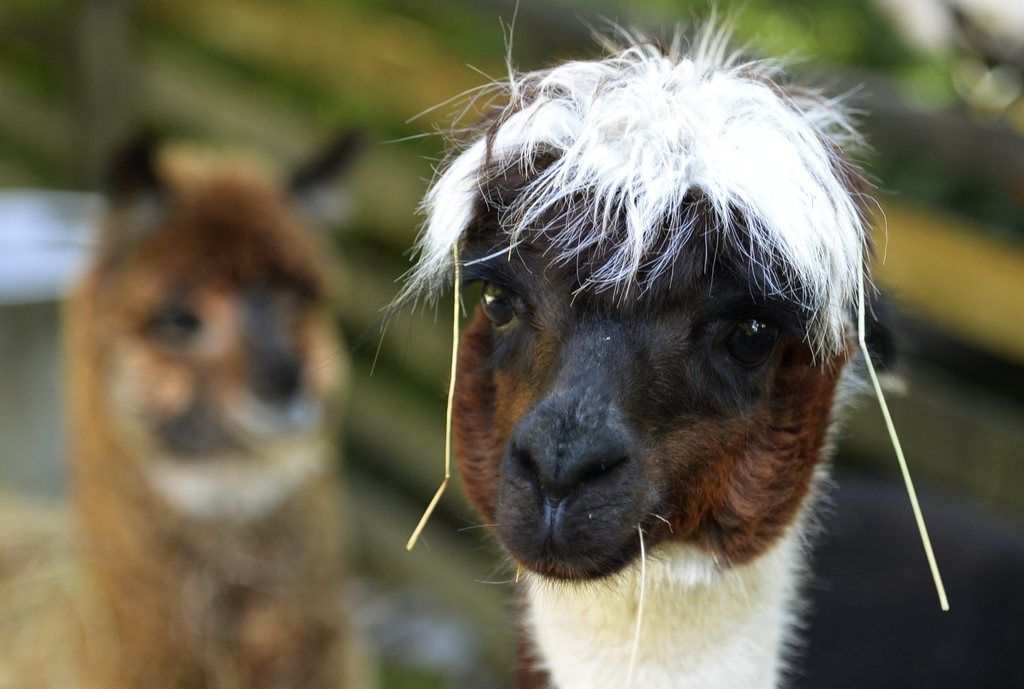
[405,24,871,356]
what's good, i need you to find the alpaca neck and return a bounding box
[522,529,803,689]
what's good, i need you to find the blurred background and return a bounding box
[0,1,1021,688]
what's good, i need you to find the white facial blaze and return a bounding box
[405,26,869,357]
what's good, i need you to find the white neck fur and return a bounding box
[523,529,803,689]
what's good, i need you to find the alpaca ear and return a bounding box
[105,129,164,204]
[288,130,365,225]
[101,129,168,249]
[864,289,901,375]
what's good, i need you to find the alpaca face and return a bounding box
[104,268,336,459]
[86,153,346,517]
[453,202,849,581]
[404,33,876,585]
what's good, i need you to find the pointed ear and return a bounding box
[105,129,163,202]
[288,130,365,224]
[289,130,365,194]
[865,289,900,373]
[99,130,168,260]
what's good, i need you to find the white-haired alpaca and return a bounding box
[404,25,894,689]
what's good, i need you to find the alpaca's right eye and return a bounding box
[150,305,202,343]
[482,282,515,327]
[724,318,779,367]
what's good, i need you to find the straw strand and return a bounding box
[625,525,647,687]
[406,245,462,551]
[857,268,948,611]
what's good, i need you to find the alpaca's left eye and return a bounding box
[724,318,779,367]
[150,305,202,343]
[482,282,515,327]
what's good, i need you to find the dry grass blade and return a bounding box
[406,245,462,551]
[625,525,646,687]
[858,269,949,611]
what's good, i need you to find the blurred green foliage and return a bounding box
[3,0,1019,231]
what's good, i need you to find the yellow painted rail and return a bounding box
[873,202,1024,364]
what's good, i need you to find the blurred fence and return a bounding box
[1,0,1023,684]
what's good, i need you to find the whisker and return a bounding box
[456,523,496,533]
[649,513,673,532]
[476,578,516,586]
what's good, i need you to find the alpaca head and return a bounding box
[80,132,361,517]
[407,31,885,580]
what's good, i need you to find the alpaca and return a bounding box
[0,133,363,689]
[402,29,903,689]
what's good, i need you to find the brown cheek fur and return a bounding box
[656,342,846,564]
[455,308,847,567]
[109,340,198,420]
[453,308,509,523]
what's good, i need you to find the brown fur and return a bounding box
[513,629,550,689]
[657,342,844,564]
[0,153,359,689]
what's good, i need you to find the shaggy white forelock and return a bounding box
[405,26,870,357]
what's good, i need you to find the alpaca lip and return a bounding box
[497,479,648,581]
[542,496,568,532]
[508,523,644,582]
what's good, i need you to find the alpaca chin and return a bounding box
[523,529,804,689]
[143,438,326,520]
[228,394,325,439]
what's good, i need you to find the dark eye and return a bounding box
[150,305,202,343]
[482,282,515,328]
[724,318,779,367]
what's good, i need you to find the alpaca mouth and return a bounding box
[155,396,323,461]
[496,489,649,581]
[156,406,242,458]
[229,396,324,439]
[507,523,644,581]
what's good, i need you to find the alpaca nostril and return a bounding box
[576,453,629,485]
[513,442,542,488]
[509,403,636,502]
[511,436,632,500]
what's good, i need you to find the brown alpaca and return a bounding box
[402,29,899,689]
[1,134,363,689]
